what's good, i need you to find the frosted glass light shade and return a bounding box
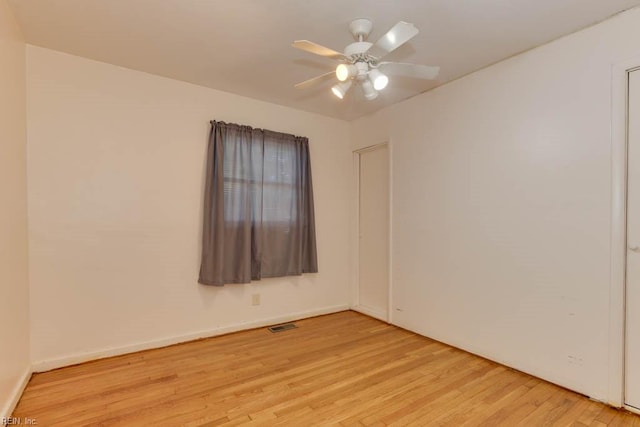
[369,69,389,90]
[361,79,378,100]
[331,80,352,99]
[336,64,358,82]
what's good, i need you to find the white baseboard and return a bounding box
[626,405,640,415]
[32,304,349,373]
[1,365,32,420]
[351,304,387,322]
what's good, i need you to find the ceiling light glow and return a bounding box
[369,69,389,90]
[336,64,357,82]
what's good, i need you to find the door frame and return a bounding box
[352,142,392,322]
[611,57,640,410]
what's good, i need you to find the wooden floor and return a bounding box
[13,311,640,426]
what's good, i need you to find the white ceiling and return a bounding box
[9,0,640,121]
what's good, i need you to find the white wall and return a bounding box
[26,46,351,369]
[0,0,30,417]
[351,7,640,402]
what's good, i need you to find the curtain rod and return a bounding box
[210,120,307,141]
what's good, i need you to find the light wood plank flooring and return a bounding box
[13,311,640,426]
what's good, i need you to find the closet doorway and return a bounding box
[626,68,640,411]
[355,143,390,321]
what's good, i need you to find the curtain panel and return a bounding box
[199,121,318,286]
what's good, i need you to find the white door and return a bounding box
[357,144,390,320]
[627,68,640,410]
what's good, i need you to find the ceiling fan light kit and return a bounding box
[292,18,440,101]
[331,80,352,99]
[361,79,378,101]
[369,69,389,90]
[336,63,358,81]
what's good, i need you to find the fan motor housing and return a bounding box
[344,41,373,57]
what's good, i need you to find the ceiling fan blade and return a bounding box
[367,21,419,59]
[292,40,347,60]
[379,62,440,80]
[294,71,335,89]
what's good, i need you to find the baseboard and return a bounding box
[1,365,32,420]
[626,405,640,415]
[390,317,614,405]
[351,304,387,321]
[32,304,349,373]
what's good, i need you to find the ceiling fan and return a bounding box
[292,18,440,101]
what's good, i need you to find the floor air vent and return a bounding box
[268,323,297,333]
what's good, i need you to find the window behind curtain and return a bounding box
[199,122,317,286]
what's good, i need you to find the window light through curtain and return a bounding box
[199,121,318,286]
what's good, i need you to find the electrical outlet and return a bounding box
[251,293,260,306]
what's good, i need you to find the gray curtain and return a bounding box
[199,121,318,286]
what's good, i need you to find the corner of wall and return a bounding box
[0,366,32,420]
[0,0,31,418]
